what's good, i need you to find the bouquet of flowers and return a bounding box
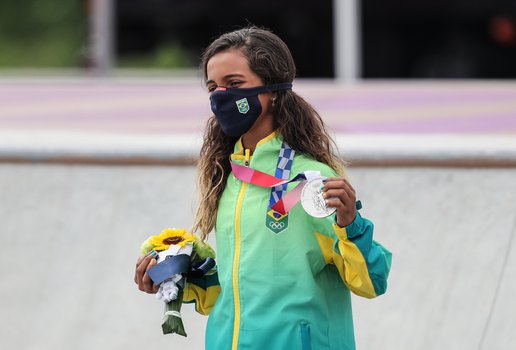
[140,228,216,336]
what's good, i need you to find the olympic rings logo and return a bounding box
[269,221,285,230]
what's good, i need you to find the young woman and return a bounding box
[136,27,391,350]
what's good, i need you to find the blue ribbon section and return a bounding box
[188,257,216,278]
[147,254,190,285]
[269,141,296,209]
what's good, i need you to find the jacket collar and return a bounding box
[230,131,282,162]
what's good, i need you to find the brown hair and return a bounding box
[192,27,345,239]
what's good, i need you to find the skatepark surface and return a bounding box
[1,78,516,350]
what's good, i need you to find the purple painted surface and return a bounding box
[315,91,516,112]
[1,80,515,134]
[336,112,516,133]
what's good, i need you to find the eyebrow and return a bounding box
[205,73,246,86]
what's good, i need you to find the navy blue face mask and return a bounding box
[209,83,293,137]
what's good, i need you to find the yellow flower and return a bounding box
[148,228,196,251]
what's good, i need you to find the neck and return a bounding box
[242,129,275,153]
[241,115,274,153]
[241,133,260,153]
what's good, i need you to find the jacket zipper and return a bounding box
[231,148,251,350]
[300,322,312,350]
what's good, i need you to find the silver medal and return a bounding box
[300,177,336,218]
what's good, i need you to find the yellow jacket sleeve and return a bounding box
[315,212,392,298]
[183,271,221,315]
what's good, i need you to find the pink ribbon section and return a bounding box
[231,161,305,215]
[231,162,289,188]
[271,181,306,214]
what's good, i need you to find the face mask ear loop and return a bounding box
[268,83,293,92]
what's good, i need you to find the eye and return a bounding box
[229,81,243,88]
[207,85,217,93]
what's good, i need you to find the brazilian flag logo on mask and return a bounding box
[236,98,250,114]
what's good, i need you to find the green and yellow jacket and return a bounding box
[184,132,392,350]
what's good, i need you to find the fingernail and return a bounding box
[322,178,328,183]
[149,250,157,257]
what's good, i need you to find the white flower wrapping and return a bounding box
[154,243,194,303]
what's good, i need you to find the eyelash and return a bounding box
[208,81,243,93]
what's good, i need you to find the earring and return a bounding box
[271,97,276,107]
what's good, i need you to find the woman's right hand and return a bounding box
[134,253,160,294]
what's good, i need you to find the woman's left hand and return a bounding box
[322,177,357,228]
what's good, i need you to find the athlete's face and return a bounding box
[206,48,274,137]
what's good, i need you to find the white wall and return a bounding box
[1,164,515,350]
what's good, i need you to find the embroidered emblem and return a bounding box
[266,208,289,234]
[235,98,250,114]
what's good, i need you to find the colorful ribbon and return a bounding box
[270,143,296,208]
[231,146,363,216]
[231,161,321,214]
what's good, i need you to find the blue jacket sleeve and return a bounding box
[313,211,392,299]
[330,212,392,298]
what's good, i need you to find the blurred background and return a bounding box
[1,1,516,350]
[1,0,516,78]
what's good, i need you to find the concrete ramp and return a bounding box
[1,163,515,350]
[351,167,516,350]
[2,78,516,349]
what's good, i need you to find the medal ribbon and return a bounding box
[231,155,322,214]
[231,142,363,216]
[270,142,295,208]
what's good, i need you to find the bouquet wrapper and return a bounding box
[141,229,216,337]
[162,287,187,336]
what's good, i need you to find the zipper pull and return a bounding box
[244,149,251,167]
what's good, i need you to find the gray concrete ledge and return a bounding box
[1,130,516,167]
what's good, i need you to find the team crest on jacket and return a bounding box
[236,98,250,114]
[266,207,288,234]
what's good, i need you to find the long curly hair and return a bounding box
[192,27,345,239]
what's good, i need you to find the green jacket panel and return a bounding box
[204,133,391,350]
